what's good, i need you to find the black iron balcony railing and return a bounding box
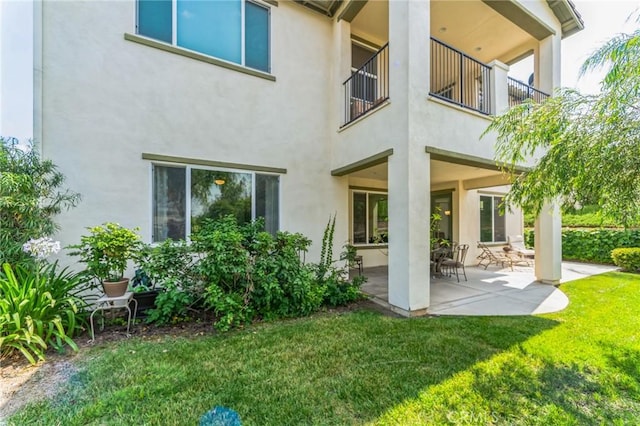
[430,37,491,115]
[507,77,550,107]
[343,43,389,126]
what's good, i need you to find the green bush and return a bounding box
[138,239,201,325]
[193,216,323,330]
[525,228,640,264]
[0,262,91,364]
[138,216,364,331]
[0,138,80,266]
[611,248,640,272]
[524,205,637,228]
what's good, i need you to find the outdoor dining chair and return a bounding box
[441,244,469,282]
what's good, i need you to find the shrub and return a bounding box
[525,228,640,264]
[611,248,640,272]
[314,215,365,307]
[139,215,365,331]
[0,262,91,364]
[193,216,321,330]
[138,239,202,324]
[0,138,80,266]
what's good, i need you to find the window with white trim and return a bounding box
[137,0,270,73]
[479,194,505,243]
[352,190,388,245]
[153,164,279,242]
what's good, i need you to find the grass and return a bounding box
[8,272,640,425]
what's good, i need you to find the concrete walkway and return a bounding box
[360,262,617,316]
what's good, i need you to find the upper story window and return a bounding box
[137,0,270,73]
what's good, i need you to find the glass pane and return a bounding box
[255,174,279,234]
[177,0,241,63]
[245,1,269,72]
[138,0,172,43]
[352,193,366,244]
[493,196,506,242]
[190,169,251,233]
[368,193,388,243]
[479,195,493,242]
[153,165,186,242]
[433,195,451,241]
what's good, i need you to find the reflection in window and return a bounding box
[153,165,187,242]
[352,191,388,245]
[480,195,505,243]
[152,165,279,242]
[137,0,270,72]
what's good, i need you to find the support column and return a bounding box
[387,150,431,315]
[534,202,562,284]
[488,60,509,115]
[385,0,432,316]
[535,33,561,92]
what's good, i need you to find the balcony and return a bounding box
[507,77,550,107]
[430,37,549,115]
[342,43,389,126]
[430,37,491,115]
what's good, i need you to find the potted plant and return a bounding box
[69,222,142,297]
[129,268,159,316]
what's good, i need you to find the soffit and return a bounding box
[294,0,342,17]
[546,0,584,38]
[431,1,534,64]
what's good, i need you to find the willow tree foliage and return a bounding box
[0,137,81,264]
[485,25,640,227]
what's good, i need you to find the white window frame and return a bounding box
[351,189,388,246]
[150,162,280,243]
[136,0,271,72]
[479,193,506,243]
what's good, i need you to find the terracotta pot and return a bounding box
[102,278,129,297]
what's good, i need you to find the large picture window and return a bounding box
[352,190,388,245]
[153,164,279,242]
[137,0,270,73]
[479,195,505,243]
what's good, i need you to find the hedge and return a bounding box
[524,228,640,264]
[611,248,640,271]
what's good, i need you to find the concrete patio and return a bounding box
[360,261,617,316]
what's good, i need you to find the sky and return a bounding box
[511,0,640,94]
[0,0,639,141]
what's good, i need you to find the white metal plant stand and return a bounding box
[90,292,137,342]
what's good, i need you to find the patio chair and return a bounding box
[441,244,469,282]
[508,235,535,264]
[476,242,514,271]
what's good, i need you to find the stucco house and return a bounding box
[17,0,582,315]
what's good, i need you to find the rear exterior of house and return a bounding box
[27,0,581,315]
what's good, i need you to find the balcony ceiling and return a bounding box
[350,0,582,65]
[431,0,534,64]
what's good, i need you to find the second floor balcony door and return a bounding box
[351,41,378,116]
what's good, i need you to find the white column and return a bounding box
[488,60,509,115]
[534,202,562,284]
[388,150,431,315]
[535,33,561,92]
[386,0,431,316]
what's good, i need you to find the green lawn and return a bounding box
[9,272,640,425]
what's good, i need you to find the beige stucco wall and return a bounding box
[35,0,566,309]
[38,0,348,264]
